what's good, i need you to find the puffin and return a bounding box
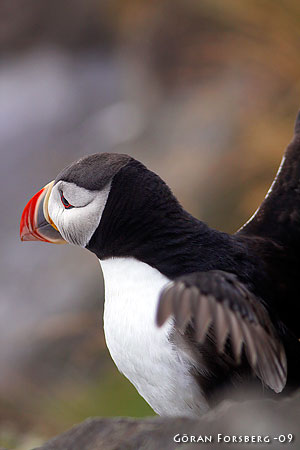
[20,112,300,417]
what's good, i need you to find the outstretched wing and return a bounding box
[237,110,300,245]
[156,270,287,393]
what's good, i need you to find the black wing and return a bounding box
[237,110,300,246]
[156,270,287,393]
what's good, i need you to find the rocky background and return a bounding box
[36,392,300,450]
[1,0,300,448]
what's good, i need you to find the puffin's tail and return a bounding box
[237,110,300,250]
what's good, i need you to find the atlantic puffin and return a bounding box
[20,112,300,417]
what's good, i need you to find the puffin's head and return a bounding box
[20,153,133,248]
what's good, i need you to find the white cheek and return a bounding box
[48,183,110,247]
[61,201,103,246]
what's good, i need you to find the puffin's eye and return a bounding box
[61,192,74,209]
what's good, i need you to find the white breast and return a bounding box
[100,257,208,417]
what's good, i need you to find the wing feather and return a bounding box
[195,294,213,343]
[214,301,229,353]
[226,309,244,362]
[156,270,287,393]
[174,286,192,331]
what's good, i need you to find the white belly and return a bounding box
[100,257,208,417]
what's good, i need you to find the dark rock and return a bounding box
[35,392,300,450]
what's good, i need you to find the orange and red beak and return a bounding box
[20,180,66,244]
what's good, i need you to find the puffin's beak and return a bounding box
[20,180,66,244]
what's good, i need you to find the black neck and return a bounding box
[87,161,254,280]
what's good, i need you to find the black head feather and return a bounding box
[55,153,132,191]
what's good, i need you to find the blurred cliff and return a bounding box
[1,0,300,447]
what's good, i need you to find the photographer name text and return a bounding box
[173,433,294,444]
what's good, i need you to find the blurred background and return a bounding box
[1,0,300,447]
